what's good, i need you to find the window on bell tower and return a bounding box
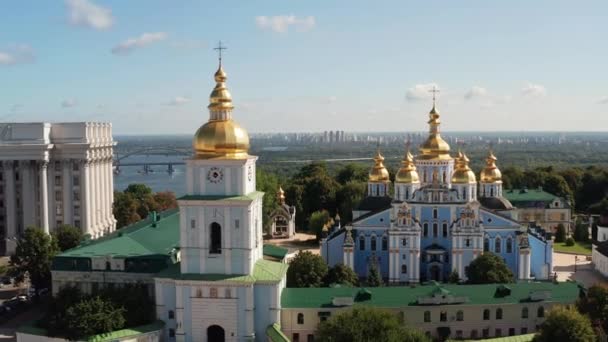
[210,222,222,254]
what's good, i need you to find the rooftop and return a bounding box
[281,281,580,308]
[263,244,289,260]
[504,188,561,204]
[178,191,264,202]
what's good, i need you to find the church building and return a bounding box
[321,98,553,283]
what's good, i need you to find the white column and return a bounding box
[39,161,49,234]
[104,156,111,230]
[3,162,16,240]
[82,161,91,236]
[62,160,73,225]
[93,159,100,236]
[518,253,524,279]
[99,158,107,231]
[525,252,531,280]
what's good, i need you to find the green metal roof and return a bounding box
[58,209,180,259]
[155,259,288,284]
[263,244,289,260]
[504,188,559,203]
[178,191,264,202]
[281,281,580,308]
[455,333,535,342]
[17,320,165,341]
[266,323,290,342]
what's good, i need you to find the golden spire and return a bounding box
[192,41,250,159]
[395,143,420,183]
[277,186,286,204]
[480,149,503,183]
[451,151,476,184]
[419,87,451,160]
[369,147,390,182]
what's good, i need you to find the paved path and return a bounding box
[553,252,608,288]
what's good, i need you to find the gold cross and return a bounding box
[214,41,227,65]
[429,86,440,107]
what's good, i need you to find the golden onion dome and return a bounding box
[277,186,286,204]
[418,105,452,160]
[480,150,502,183]
[451,152,477,184]
[369,149,390,182]
[395,150,420,183]
[193,63,250,159]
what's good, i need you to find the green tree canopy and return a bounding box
[335,181,366,223]
[309,210,331,240]
[555,224,566,243]
[64,296,126,340]
[53,224,84,252]
[465,252,513,284]
[287,250,328,288]
[324,263,359,287]
[366,261,383,287]
[152,191,177,211]
[289,162,338,228]
[335,163,369,184]
[578,285,608,332]
[9,227,59,291]
[113,191,141,228]
[256,168,280,233]
[316,307,430,342]
[533,306,595,342]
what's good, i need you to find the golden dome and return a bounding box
[369,149,390,182]
[451,152,477,184]
[480,150,502,183]
[277,186,286,204]
[193,63,250,159]
[395,150,420,183]
[418,105,452,160]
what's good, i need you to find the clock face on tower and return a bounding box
[207,167,224,184]
[247,165,253,181]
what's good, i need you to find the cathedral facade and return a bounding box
[321,103,553,283]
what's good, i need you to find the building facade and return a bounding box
[268,187,296,238]
[504,188,572,234]
[321,103,553,282]
[0,122,116,254]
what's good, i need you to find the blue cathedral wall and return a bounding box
[354,228,389,278]
[321,230,345,268]
[529,233,553,279]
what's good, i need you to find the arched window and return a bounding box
[401,264,407,274]
[297,313,304,324]
[462,188,466,199]
[490,188,494,197]
[196,289,202,298]
[168,310,175,319]
[382,236,388,251]
[537,306,544,318]
[210,222,222,254]
[483,309,490,320]
[359,236,365,250]
[495,237,501,253]
[105,261,111,270]
[406,188,409,199]
[209,287,218,298]
[433,208,438,219]
[522,307,529,319]
[424,311,431,322]
[433,223,438,237]
[440,311,447,322]
[423,223,429,237]
[442,223,448,237]
[496,308,503,320]
[506,237,513,253]
[484,238,489,252]
[371,236,377,251]
[457,310,464,321]
[402,238,408,247]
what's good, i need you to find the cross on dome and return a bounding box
[214,41,227,66]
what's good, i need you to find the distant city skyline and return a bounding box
[2,0,607,134]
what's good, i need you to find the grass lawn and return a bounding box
[553,241,592,255]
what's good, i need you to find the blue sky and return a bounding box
[1,0,607,134]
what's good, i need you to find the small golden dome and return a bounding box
[193,63,250,159]
[369,149,390,182]
[419,105,452,160]
[480,150,502,183]
[277,186,286,204]
[395,150,420,183]
[451,152,477,184]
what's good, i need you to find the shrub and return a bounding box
[565,237,575,246]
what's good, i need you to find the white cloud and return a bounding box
[0,45,35,66]
[405,83,440,101]
[464,86,488,100]
[61,99,77,108]
[165,96,190,106]
[255,15,315,33]
[598,96,608,104]
[65,0,113,30]
[111,32,168,55]
[521,83,547,97]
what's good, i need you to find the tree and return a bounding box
[465,252,513,284]
[573,222,589,243]
[366,261,383,287]
[53,225,84,252]
[9,227,59,291]
[555,224,566,243]
[533,306,595,342]
[324,264,359,287]
[448,270,460,284]
[287,251,328,288]
[335,163,368,185]
[113,191,141,228]
[289,162,338,228]
[64,296,126,340]
[309,210,331,240]
[578,285,608,332]
[98,283,155,327]
[336,181,366,223]
[316,307,430,342]
[124,184,157,219]
[153,191,177,211]
[256,168,280,233]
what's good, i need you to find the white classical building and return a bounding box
[0,122,116,254]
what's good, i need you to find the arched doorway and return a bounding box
[430,265,441,281]
[207,325,225,342]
